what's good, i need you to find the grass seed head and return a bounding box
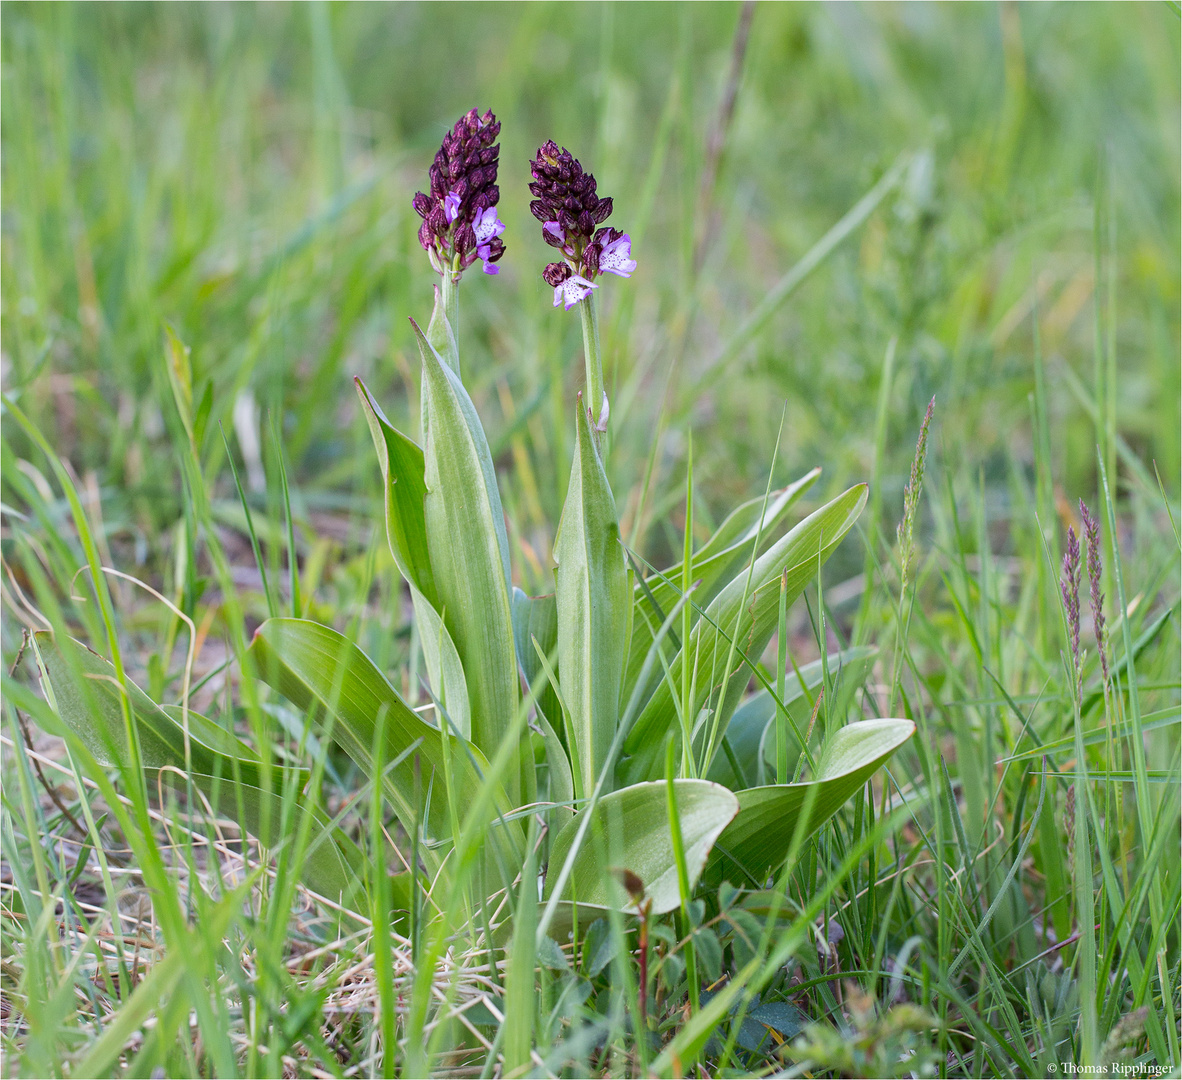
[1060,524,1082,680]
[1080,499,1109,687]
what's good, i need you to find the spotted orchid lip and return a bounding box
[597,232,636,278]
[553,273,598,310]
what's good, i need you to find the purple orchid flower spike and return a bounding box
[528,140,634,293]
[530,141,635,433]
[412,109,505,281]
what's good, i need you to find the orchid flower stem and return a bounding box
[442,272,460,357]
[579,291,606,434]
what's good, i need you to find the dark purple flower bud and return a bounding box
[454,222,476,256]
[417,220,434,252]
[581,243,602,277]
[530,200,550,223]
[543,262,571,287]
[412,191,432,219]
[593,198,613,223]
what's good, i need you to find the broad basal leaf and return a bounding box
[543,779,739,915]
[249,618,522,869]
[28,633,363,904]
[705,718,914,886]
[410,588,471,741]
[413,320,525,803]
[621,484,868,784]
[622,470,820,711]
[355,377,437,607]
[705,646,878,789]
[511,588,562,738]
[554,400,630,798]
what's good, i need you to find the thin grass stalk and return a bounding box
[776,568,790,784]
[680,430,695,777]
[859,334,898,635]
[665,737,699,1015]
[700,406,788,774]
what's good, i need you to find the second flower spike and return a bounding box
[531,141,635,432]
[530,141,636,309]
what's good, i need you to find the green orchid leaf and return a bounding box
[412,319,524,802]
[554,400,630,798]
[509,590,574,828]
[704,646,878,789]
[425,282,459,373]
[623,469,821,710]
[621,484,868,783]
[248,618,521,867]
[27,633,362,904]
[410,587,471,742]
[534,706,575,836]
[543,779,739,915]
[757,647,877,774]
[705,718,914,886]
[355,377,437,607]
[511,588,562,739]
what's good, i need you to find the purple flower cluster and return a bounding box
[413,109,505,278]
[530,141,636,309]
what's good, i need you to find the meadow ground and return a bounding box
[1,3,1179,1077]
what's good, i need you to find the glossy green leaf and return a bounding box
[622,469,820,710]
[413,319,523,801]
[248,618,521,865]
[354,378,470,737]
[543,780,739,915]
[410,588,471,741]
[534,706,575,835]
[705,646,878,789]
[705,718,914,885]
[511,587,562,738]
[554,400,630,797]
[355,377,437,607]
[622,484,869,783]
[28,633,363,903]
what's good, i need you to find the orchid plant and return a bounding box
[27,108,913,1008]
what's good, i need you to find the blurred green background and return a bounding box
[2,0,1178,605]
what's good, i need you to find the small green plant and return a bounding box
[19,107,914,1072]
